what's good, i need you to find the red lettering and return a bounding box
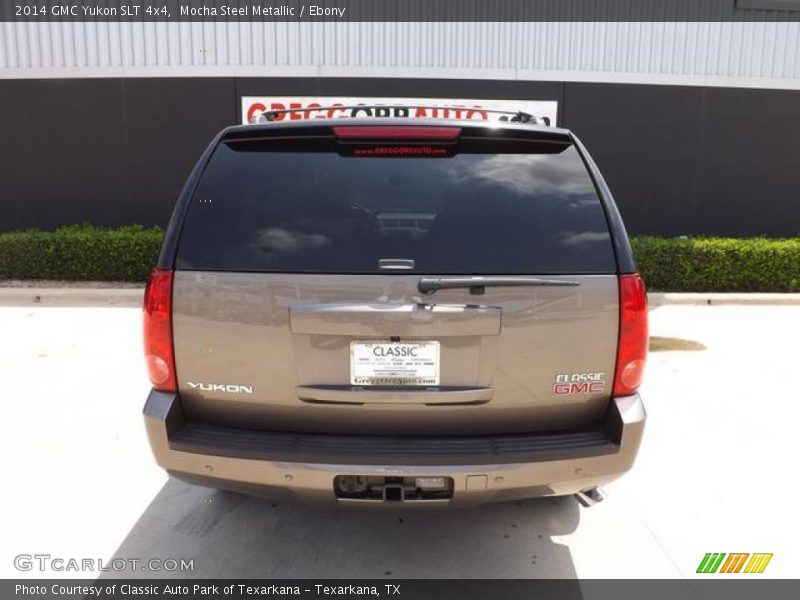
[246,102,266,123]
[326,103,345,119]
[303,102,320,119]
[554,382,603,395]
[288,102,303,120]
[466,108,489,120]
[267,102,286,121]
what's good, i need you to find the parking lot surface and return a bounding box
[2,303,798,578]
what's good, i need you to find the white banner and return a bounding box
[242,96,558,126]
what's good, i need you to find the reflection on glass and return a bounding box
[177,144,616,274]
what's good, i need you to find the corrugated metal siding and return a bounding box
[2,21,800,86]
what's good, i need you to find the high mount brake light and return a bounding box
[613,273,648,397]
[333,126,461,140]
[143,268,177,392]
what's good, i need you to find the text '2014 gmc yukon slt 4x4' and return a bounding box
[143,110,647,507]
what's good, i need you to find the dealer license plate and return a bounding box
[350,341,440,386]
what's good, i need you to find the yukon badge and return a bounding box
[553,372,605,395]
[187,381,254,394]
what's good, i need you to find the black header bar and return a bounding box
[5,579,800,600]
[3,0,800,22]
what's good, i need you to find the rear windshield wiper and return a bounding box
[418,276,580,295]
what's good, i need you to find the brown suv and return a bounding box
[143,109,647,507]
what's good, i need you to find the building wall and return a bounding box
[1,11,799,236]
[1,76,799,237]
[2,21,800,89]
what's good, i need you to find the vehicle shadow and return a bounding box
[103,477,581,579]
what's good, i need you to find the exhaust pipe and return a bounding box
[575,486,606,507]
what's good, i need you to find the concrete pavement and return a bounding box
[1,304,798,578]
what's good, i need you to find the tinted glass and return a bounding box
[176,140,616,274]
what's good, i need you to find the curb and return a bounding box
[1,286,799,307]
[0,287,144,307]
[648,292,800,306]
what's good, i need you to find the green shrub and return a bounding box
[0,224,163,282]
[631,236,800,293]
[0,226,799,291]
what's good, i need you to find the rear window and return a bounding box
[175,136,616,274]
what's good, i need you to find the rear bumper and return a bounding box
[144,391,645,507]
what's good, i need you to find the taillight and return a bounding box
[332,126,461,140]
[143,268,176,392]
[613,273,648,397]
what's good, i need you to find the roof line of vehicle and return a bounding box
[223,118,572,138]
